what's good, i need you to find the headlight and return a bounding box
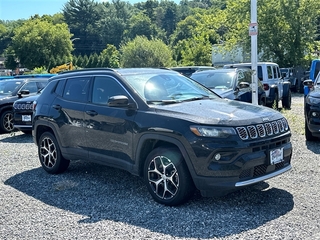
[190,125,236,138]
[306,96,320,105]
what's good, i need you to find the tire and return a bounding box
[266,91,279,110]
[299,81,304,93]
[144,147,195,206]
[292,79,298,93]
[0,110,14,133]
[38,132,70,174]
[282,89,292,109]
[305,119,317,141]
[259,97,266,106]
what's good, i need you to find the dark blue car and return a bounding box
[190,68,266,106]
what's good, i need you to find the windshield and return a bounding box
[122,72,218,104]
[191,72,235,90]
[0,80,22,95]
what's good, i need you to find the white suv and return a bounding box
[224,62,292,109]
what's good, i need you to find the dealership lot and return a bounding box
[1,94,320,240]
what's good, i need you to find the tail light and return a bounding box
[263,84,269,91]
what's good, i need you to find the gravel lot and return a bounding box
[1,93,320,240]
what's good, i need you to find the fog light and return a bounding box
[214,153,221,161]
[312,112,319,117]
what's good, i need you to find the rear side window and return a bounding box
[267,66,273,79]
[63,77,90,102]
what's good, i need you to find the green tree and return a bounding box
[88,52,99,68]
[96,0,134,48]
[120,36,173,67]
[82,54,89,68]
[223,0,320,67]
[124,12,164,41]
[179,38,212,66]
[75,54,84,68]
[171,11,220,65]
[4,54,17,70]
[99,44,120,68]
[47,56,57,71]
[10,18,73,69]
[63,0,101,55]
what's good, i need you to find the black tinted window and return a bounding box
[63,77,90,102]
[55,79,66,96]
[92,76,126,104]
[20,82,38,93]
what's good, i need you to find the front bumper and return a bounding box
[13,112,32,131]
[189,133,292,197]
[305,103,320,136]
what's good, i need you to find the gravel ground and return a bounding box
[1,93,320,240]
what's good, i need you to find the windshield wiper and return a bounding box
[182,95,211,102]
[146,99,181,105]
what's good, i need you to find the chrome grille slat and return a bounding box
[236,118,289,140]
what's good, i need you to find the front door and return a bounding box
[84,76,136,167]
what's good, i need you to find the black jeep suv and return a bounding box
[32,68,292,206]
[0,76,51,133]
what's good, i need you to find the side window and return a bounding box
[63,77,90,102]
[92,76,126,104]
[257,66,263,80]
[20,82,38,93]
[238,71,245,82]
[242,71,252,84]
[55,79,66,96]
[275,67,280,79]
[267,66,273,79]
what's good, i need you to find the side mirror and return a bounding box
[17,90,30,98]
[108,95,137,109]
[238,82,250,89]
[303,79,313,87]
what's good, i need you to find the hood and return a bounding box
[14,94,40,103]
[308,88,320,98]
[152,98,283,126]
[0,94,18,103]
[212,88,234,98]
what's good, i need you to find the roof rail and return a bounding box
[58,68,115,75]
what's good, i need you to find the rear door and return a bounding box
[50,76,91,158]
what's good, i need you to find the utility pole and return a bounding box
[250,0,258,105]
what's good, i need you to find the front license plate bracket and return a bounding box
[270,147,284,165]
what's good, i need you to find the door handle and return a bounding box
[52,104,61,110]
[85,110,98,116]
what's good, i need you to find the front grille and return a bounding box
[13,102,33,110]
[236,118,289,140]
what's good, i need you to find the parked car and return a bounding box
[0,75,53,133]
[224,62,292,109]
[190,68,266,105]
[32,68,292,206]
[304,59,320,96]
[13,94,41,134]
[12,74,57,133]
[304,72,320,141]
[280,67,301,93]
[170,66,216,77]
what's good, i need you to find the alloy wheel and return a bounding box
[40,137,58,169]
[3,111,14,132]
[147,155,179,200]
